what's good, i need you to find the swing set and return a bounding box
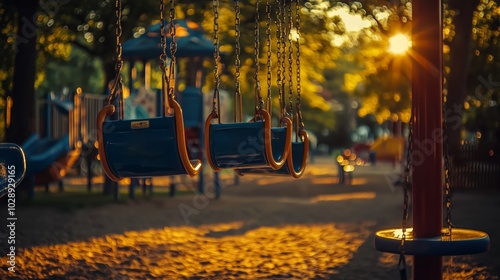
[97,0,202,181]
[233,0,309,178]
[205,0,309,178]
[95,0,490,278]
[98,0,310,182]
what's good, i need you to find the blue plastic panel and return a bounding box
[102,116,187,177]
[374,228,490,256]
[289,142,306,173]
[22,134,70,175]
[179,87,203,128]
[209,122,281,169]
[237,141,306,176]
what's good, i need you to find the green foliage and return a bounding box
[38,47,104,95]
[0,1,16,142]
[1,0,499,144]
[464,0,500,141]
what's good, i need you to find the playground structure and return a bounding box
[2,0,493,278]
[93,0,309,198]
[20,91,81,198]
[91,0,310,188]
[10,82,206,199]
[78,92,106,190]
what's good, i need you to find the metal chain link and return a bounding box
[441,3,453,238]
[159,0,167,72]
[287,0,294,115]
[159,0,168,115]
[168,0,177,100]
[106,0,124,109]
[169,2,177,59]
[114,0,123,76]
[398,110,413,278]
[294,0,304,133]
[265,0,272,114]
[280,0,288,119]
[443,90,453,236]
[402,114,412,245]
[276,0,284,119]
[211,0,221,121]
[235,0,242,122]
[254,0,264,116]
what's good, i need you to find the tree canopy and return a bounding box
[1,0,499,148]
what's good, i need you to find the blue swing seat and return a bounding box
[236,129,309,178]
[97,99,201,181]
[0,143,26,197]
[205,110,291,171]
[374,227,490,256]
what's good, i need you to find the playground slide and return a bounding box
[21,133,80,195]
[22,133,70,175]
[0,143,26,197]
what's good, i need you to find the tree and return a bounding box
[0,1,16,142]
[455,0,500,144]
[444,0,481,150]
[51,0,158,91]
[6,0,39,144]
[351,0,412,125]
[4,0,497,146]
[1,0,165,142]
[337,0,499,149]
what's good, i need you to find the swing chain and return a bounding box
[235,0,242,122]
[443,91,454,236]
[266,0,272,114]
[295,0,304,132]
[106,0,124,108]
[254,0,264,117]
[287,0,294,115]
[159,0,168,73]
[168,0,177,100]
[402,113,413,245]
[114,0,124,79]
[211,0,221,122]
[276,0,285,119]
[399,110,413,276]
[159,0,168,116]
[398,253,408,280]
[280,0,288,117]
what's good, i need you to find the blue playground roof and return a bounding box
[122,19,214,60]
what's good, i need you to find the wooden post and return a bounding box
[411,0,443,279]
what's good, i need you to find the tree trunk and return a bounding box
[445,0,480,152]
[6,0,39,145]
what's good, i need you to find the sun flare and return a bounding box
[388,34,411,55]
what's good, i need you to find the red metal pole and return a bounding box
[411,0,443,279]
